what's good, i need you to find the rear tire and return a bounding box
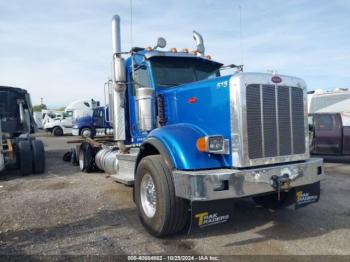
[135,155,188,237]
[31,140,45,174]
[79,143,93,172]
[53,127,63,136]
[70,148,78,166]
[18,140,33,175]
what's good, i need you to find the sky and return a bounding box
[0,0,349,107]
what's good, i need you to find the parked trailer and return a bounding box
[74,15,324,237]
[0,86,45,175]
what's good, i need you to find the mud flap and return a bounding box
[294,182,320,209]
[188,199,235,233]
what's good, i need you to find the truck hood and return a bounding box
[158,75,232,137]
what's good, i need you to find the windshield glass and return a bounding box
[151,57,221,87]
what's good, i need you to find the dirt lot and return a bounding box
[0,135,349,256]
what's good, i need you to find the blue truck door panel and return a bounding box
[126,59,153,144]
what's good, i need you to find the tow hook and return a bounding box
[271,174,291,200]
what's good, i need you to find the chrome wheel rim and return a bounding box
[82,129,91,138]
[140,173,157,218]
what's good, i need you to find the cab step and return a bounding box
[110,152,137,186]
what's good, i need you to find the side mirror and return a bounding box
[154,37,167,49]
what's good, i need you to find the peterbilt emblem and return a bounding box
[271,76,282,83]
[188,97,198,104]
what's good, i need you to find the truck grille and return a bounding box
[246,84,305,159]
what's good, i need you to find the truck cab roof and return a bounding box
[130,48,222,67]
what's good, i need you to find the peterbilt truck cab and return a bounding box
[72,106,113,138]
[77,15,324,237]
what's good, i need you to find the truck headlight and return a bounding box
[196,135,230,155]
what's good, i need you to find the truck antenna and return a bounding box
[130,0,133,48]
[239,4,243,66]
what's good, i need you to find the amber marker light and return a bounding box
[170,48,178,53]
[182,48,189,53]
[196,135,230,154]
[196,137,207,152]
[146,46,153,51]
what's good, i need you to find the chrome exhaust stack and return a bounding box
[193,30,205,56]
[111,15,126,150]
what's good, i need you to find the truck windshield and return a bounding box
[150,57,221,87]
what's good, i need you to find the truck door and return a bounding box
[62,111,73,127]
[93,109,104,128]
[314,114,342,154]
[128,63,152,143]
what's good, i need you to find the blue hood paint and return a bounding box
[152,75,233,169]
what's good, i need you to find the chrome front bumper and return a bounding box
[173,158,324,201]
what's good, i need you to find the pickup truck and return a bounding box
[309,112,350,155]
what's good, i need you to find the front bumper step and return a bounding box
[173,158,324,201]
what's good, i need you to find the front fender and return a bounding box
[147,123,231,170]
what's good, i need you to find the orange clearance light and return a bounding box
[191,50,198,55]
[170,47,177,53]
[196,137,207,152]
[205,55,212,60]
[182,48,189,53]
[146,46,153,51]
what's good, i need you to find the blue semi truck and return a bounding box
[76,14,324,237]
[72,106,113,138]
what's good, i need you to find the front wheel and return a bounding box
[135,155,188,237]
[52,126,63,136]
[81,127,93,138]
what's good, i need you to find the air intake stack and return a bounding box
[111,15,126,150]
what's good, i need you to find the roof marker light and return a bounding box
[170,48,177,53]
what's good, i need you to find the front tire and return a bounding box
[81,127,93,138]
[135,155,188,237]
[53,127,63,136]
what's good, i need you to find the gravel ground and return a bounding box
[0,135,349,256]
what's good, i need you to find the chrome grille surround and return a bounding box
[229,73,309,168]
